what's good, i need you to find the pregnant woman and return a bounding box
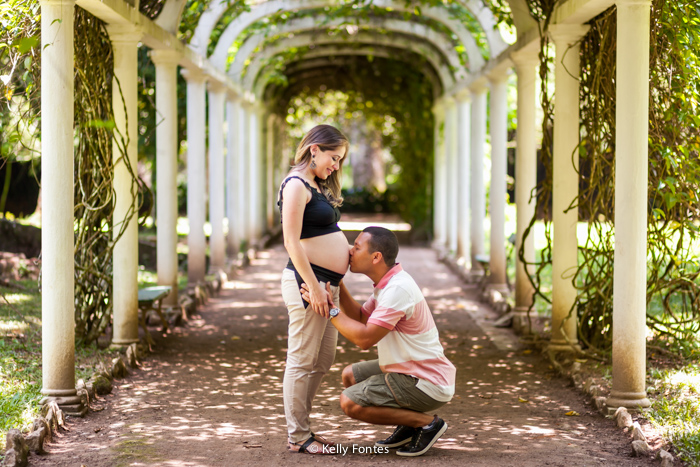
[278,125,350,454]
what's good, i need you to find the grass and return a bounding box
[647,364,700,466]
[0,269,187,439]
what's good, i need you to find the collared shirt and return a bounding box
[361,264,456,402]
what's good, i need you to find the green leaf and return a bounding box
[16,36,38,54]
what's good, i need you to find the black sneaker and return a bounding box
[396,416,447,457]
[375,425,417,448]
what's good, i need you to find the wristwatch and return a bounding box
[329,307,340,319]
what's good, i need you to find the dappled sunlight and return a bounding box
[39,240,646,465]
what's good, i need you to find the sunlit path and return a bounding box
[30,241,654,466]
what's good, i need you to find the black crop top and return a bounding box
[277,176,341,239]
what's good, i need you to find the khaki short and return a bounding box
[343,360,446,413]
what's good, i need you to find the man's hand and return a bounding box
[301,282,335,317]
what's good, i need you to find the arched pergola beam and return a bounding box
[154,0,187,34]
[245,33,455,96]
[193,0,499,65]
[261,53,443,102]
[225,16,478,81]
[500,0,538,36]
[455,0,509,54]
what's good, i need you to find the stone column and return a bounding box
[248,107,264,242]
[606,0,652,411]
[549,25,590,352]
[237,102,250,249]
[431,99,446,248]
[488,70,510,292]
[40,0,83,415]
[456,90,472,264]
[181,67,207,284]
[512,47,539,322]
[470,80,488,269]
[208,81,227,273]
[108,25,141,346]
[445,97,459,255]
[266,114,276,230]
[151,50,180,306]
[225,94,239,259]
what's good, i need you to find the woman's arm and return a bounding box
[281,179,331,317]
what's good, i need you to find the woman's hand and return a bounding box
[301,282,335,318]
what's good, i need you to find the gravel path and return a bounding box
[29,242,656,466]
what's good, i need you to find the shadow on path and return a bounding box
[30,243,654,466]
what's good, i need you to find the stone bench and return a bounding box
[138,286,171,348]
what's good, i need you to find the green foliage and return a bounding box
[281,57,435,241]
[0,280,42,433]
[0,0,41,165]
[648,364,700,466]
[0,280,123,437]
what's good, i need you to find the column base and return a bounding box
[511,308,533,334]
[111,338,139,348]
[606,390,651,414]
[40,394,87,417]
[486,282,510,295]
[547,340,582,354]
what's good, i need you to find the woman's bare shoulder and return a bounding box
[280,174,312,201]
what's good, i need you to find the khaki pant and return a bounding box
[281,268,340,443]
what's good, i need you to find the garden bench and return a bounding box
[137,286,171,348]
[474,254,491,290]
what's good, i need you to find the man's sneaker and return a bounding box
[375,425,417,448]
[396,416,447,457]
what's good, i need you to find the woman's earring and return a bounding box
[310,154,317,169]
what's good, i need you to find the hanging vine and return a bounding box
[73,7,142,346]
[500,0,700,355]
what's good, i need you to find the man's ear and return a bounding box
[372,252,384,265]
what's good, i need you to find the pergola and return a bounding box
[39,0,652,415]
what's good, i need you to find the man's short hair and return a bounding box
[362,226,398,267]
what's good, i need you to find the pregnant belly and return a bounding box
[301,231,350,275]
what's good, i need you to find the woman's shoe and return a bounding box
[288,435,332,454]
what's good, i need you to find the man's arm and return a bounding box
[330,312,390,351]
[302,282,389,350]
[327,282,390,349]
[337,281,368,324]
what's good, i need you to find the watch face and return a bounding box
[330,307,340,318]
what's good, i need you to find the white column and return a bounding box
[432,99,447,247]
[266,114,276,230]
[40,0,80,408]
[225,94,239,258]
[470,81,488,269]
[456,90,472,264]
[248,107,264,242]
[512,47,539,315]
[151,50,180,306]
[607,0,652,411]
[549,25,590,352]
[208,81,227,273]
[237,102,250,248]
[488,70,509,292]
[445,98,459,255]
[108,26,140,345]
[181,67,207,284]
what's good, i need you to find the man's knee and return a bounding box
[341,364,356,388]
[339,393,362,419]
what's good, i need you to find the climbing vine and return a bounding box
[506,0,700,355]
[0,1,142,345]
[280,56,435,240]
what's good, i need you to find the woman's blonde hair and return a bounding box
[292,124,349,207]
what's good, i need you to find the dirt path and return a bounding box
[30,243,655,466]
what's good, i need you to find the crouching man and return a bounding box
[302,227,456,457]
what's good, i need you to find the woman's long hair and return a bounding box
[292,124,349,207]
